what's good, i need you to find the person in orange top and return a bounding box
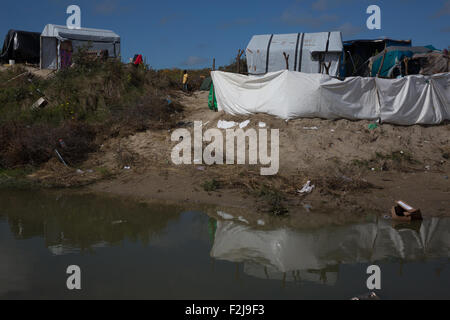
[182,70,189,91]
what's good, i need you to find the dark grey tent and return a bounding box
[200,77,212,91]
[0,29,41,64]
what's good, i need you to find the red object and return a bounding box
[134,54,143,65]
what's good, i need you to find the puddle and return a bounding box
[0,189,449,299]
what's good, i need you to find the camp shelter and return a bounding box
[0,30,41,64]
[40,24,121,70]
[369,46,435,78]
[342,39,412,77]
[200,76,212,91]
[246,32,343,77]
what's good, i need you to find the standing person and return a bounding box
[182,70,189,92]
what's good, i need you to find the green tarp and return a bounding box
[208,83,217,111]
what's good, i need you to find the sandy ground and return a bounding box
[29,90,450,226]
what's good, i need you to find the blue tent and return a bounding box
[370,46,437,77]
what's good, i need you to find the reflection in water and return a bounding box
[0,190,182,256]
[0,189,449,299]
[211,218,450,285]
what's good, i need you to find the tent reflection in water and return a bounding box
[210,218,450,285]
[40,24,121,70]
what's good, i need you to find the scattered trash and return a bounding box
[298,181,315,194]
[9,59,15,66]
[257,220,265,226]
[383,215,392,220]
[86,169,94,173]
[217,211,234,220]
[371,168,376,171]
[54,149,69,167]
[341,175,353,182]
[239,120,250,129]
[258,122,267,128]
[124,166,131,170]
[303,126,319,130]
[217,120,237,129]
[331,129,335,133]
[351,292,380,300]
[303,204,313,212]
[368,123,379,130]
[197,166,206,171]
[58,139,67,149]
[425,165,431,171]
[76,169,84,174]
[391,200,423,222]
[31,97,48,111]
[238,216,249,224]
[112,220,126,225]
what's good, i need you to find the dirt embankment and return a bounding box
[27,91,450,225]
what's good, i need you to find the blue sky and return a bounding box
[1,0,449,69]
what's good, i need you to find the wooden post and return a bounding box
[236,49,244,74]
[283,52,290,70]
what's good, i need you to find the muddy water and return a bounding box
[0,189,449,300]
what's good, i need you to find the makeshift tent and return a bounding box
[408,52,450,75]
[40,24,121,70]
[342,39,412,77]
[246,32,343,77]
[210,70,450,125]
[0,30,41,64]
[200,76,212,91]
[369,46,434,78]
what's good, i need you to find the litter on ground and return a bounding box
[298,181,315,194]
[239,120,250,129]
[217,120,237,129]
[217,211,234,220]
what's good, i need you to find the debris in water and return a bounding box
[351,292,380,300]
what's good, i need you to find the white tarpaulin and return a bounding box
[211,70,450,125]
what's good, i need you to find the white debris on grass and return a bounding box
[239,120,251,129]
[298,181,315,194]
[217,120,237,129]
[238,216,249,224]
[217,211,234,220]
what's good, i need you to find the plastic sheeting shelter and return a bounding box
[246,32,343,77]
[210,70,450,125]
[370,46,434,78]
[0,30,40,64]
[40,24,121,70]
